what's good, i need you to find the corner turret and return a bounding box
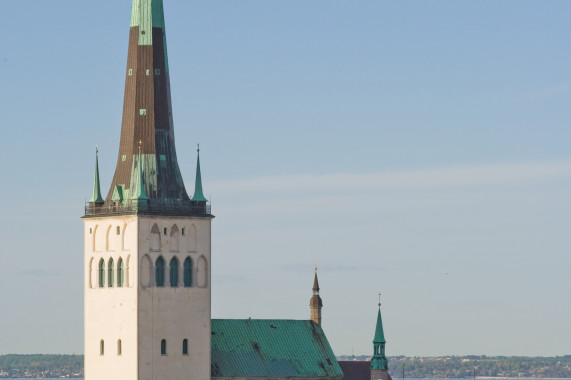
[191,145,208,202]
[88,148,104,205]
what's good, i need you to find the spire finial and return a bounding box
[96,145,99,154]
[197,143,200,153]
[378,292,382,307]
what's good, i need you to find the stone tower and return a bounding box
[82,1,213,379]
[370,302,390,380]
[310,269,323,326]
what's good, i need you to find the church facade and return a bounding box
[82,1,391,380]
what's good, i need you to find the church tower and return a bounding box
[82,1,213,380]
[310,269,323,326]
[370,300,390,380]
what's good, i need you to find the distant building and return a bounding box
[82,1,391,380]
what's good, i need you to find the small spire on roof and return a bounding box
[89,146,104,204]
[192,144,208,202]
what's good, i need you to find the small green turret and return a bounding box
[192,146,208,202]
[371,301,388,371]
[89,148,104,205]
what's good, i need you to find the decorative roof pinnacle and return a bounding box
[89,146,104,204]
[191,145,208,202]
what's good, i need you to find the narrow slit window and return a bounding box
[182,339,188,355]
[100,340,105,356]
[163,228,167,235]
[161,339,167,355]
[181,228,185,236]
[128,69,133,76]
[108,258,114,287]
[122,155,126,162]
[117,339,122,356]
[139,109,147,116]
[116,226,120,235]
[146,69,150,76]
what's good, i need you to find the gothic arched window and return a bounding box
[169,257,179,287]
[155,257,165,287]
[117,258,124,287]
[108,258,114,287]
[98,259,105,288]
[183,257,192,287]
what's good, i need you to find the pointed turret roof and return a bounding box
[89,149,104,204]
[192,147,208,202]
[373,307,386,344]
[313,272,320,292]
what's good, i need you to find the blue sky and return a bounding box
[0,0,570,356]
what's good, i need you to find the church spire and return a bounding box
[89,148,104,205]
[84,0,211,217]
[192,145,208,202]
[310,267,323,326]
[104,0,186,205]
[371,295,388,372]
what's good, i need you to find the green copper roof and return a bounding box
[89,150,104,204]
[211,319,343,378]
[191,150,208,202]
[129,0,170,70]
[374,308,386,344]
[131,150,148,200]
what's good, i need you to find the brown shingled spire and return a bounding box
[310,267,323,326]
[84,0,211,218]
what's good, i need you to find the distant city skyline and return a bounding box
[0,0,570,356]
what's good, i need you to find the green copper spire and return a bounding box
[132,147,148,201]
[373,308,386,344]
[192,146,208,202]
[89,148,104,204]
[371,296,388,371]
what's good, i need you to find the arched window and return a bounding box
[99,259,105,288]
[155,257,165,287]
[183,257,192,287]
[100,340,104,356]
[117,258,124,287]
[197,256,207,288]
[161,339,167,355]
[170,225,179,252]
[182,339,188,355]
[150,224,161,251]
[108,258,114,287]
[169,257,179,287]
[117,339,122,356]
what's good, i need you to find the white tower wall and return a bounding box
[84,215,212,380]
